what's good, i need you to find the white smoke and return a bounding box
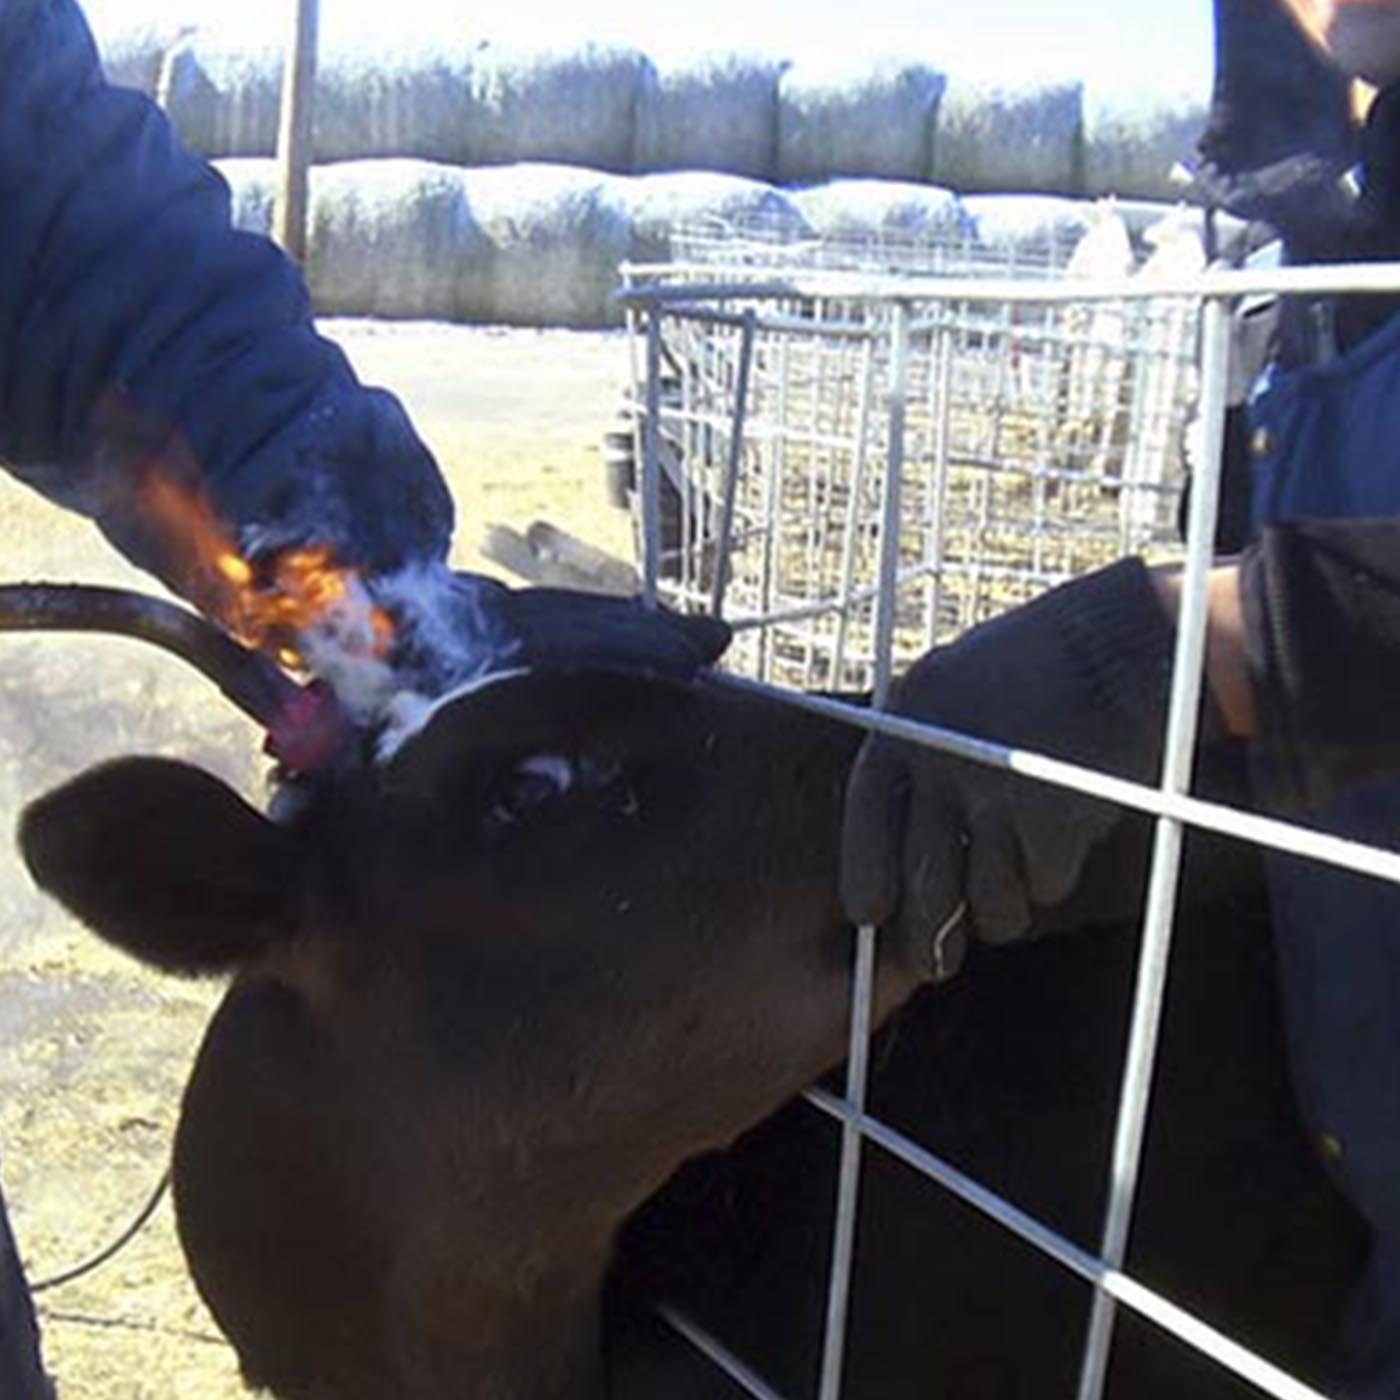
[295,562,518,761]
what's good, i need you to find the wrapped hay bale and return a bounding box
[164,28,480,165]
[218,158,604,324]
[313,37,477,164]
[161,32,282,157]
[613,170,808,264]
[791,179,967,251]
[932,76,1083,195]
[460,42,651,174]
[222,161,778,326]
[220,159,494,321]
[162,28,657,169]
[1082,83,1205,200]
[459,165,633,326]
[777,58,945,185]
[634,53,785,182]
[960,193,1096,266]
[306,161,488,321]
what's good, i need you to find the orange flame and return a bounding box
[140,474,393,667]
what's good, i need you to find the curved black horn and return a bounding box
[0,584,302,728]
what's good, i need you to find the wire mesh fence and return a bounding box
[618,247,1400,1400]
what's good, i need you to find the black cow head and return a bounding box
[19,666,913,1400]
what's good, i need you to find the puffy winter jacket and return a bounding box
[0,0,454,597]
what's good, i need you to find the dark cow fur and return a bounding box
[18,668,1367,1399]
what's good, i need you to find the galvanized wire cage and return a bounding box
[620,215,1201,689]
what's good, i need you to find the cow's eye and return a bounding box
[482,750,643,839]
[486,754,574,833]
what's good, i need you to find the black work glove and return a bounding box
[840,560,1186,982]
[448,574,731,682]
[368,568,730,698]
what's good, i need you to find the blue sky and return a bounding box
[86,0,1215,94]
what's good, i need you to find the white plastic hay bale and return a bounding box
[1065,197,1133,279]
[613,171,809,263]
[161,32,283,157]
[460,42,651,174]
[1059,198,1135,479]
[1137,205,1206,280]
[633,53,785,182]
[1082,82,1206,200]
[1120,206,1205,536]
[313,36,477,164]
[459,165,633,327]
[221,161,789,326]
[305,161,488,321]
[213,156,276,238]
[791,178,967,242]
[960,193,1095,265]
[160,32,652,171]
[776,57,946,185]
[932,76,1083,195]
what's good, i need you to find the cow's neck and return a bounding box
[460,1293,605,1400]
[401,1238,609,1400]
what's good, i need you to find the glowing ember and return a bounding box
[139,474,393,669]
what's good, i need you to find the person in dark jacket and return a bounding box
[841,3,1400,1392]
[0,0,729,1386]
[0,0,728,699]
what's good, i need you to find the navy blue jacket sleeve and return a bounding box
[0,0,453,597]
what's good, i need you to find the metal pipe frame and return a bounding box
[710,310,757,618]
[817,300,910,1400]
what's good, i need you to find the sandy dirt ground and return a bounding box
[0,323,639,1398]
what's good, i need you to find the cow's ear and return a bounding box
[18,757,298,977]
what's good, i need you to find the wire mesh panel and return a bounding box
[668,209,1084,279]
[618,258,1400,1400]
[620,217,1200,689]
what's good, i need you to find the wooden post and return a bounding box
[273,0,320,266]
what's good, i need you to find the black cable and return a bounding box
[29,1168,171,1294]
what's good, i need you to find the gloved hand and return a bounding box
[207,382,455,581]
[0,0,453,599]
[438,573,732,683]
[840,559,1188,983]
[362,567,730,700]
